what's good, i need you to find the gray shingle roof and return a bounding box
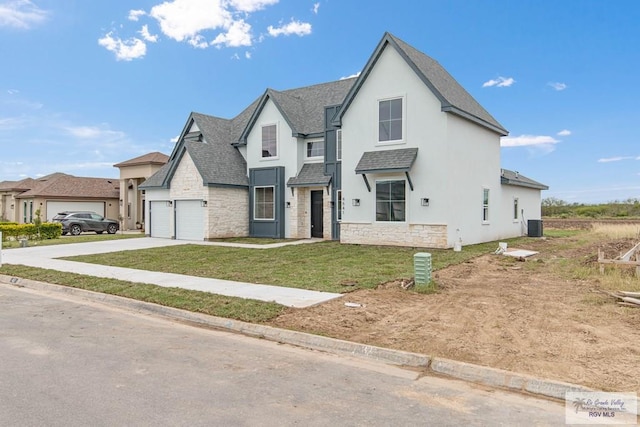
[239,78,356,143]
[114,152,169,167]
[501,169,548,190]
[339,32,508,136]
[15,174,119,199]
[287,163,331,187]
[355,148,419,174]
[140,110,252,189]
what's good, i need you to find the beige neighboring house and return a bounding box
[0,173,120,223]
[114,152,169,231]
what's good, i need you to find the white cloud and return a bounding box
[98,32,147,61]
[211,19,252,47]
[557,129,571,136]
[597,156,635,163]
[139,25,158,42]
[149,0,231,44]
[0,116,26,130]
[501,135,560,147]
[63,125,125,140]
[0,0,48,29]
[340,71,361,80]
[245,51,251,59]
[267,20,312,37]
[482,76,515,88]
[312,3,320,14]
[228,0,279,13]
[170,135,180,143]
[549,82,567,91]
[128,9,146,21]
[7,89,19,95]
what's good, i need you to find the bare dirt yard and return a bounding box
[268,223,640,393]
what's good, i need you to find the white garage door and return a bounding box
[175,200,204,241]
[47,201,105,221]
[150,201,172,239]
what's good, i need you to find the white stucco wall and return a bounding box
[339,42,527,248]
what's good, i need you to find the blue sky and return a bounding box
[1,0,638,204]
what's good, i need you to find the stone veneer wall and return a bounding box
[206,186,249,239]
[340,222,448,248]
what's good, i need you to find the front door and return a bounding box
[311,190,323,238]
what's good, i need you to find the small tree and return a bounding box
[33,208,43,239]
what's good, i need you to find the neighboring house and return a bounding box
[141,32,547,247]
[0,173,120,223]
[114,152,169,231]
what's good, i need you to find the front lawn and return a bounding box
[63,237,535,293]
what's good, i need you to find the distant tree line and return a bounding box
[542,197,640,218]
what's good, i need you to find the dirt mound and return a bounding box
[268,236,640,392]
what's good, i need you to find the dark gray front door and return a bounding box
[311,190,323,238]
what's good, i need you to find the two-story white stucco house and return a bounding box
[140,32,547,248]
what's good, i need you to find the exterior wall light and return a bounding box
[201,200,207,207]
[286,201,291,208]
[352,199,360,206]
[166,201,173,207]
[421,198,430,206]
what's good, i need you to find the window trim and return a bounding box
[377,96,405,145]
[305,139,325,160]
[253,186,275,220]
[261,123,278,160]
[336,129,342,161]
[482,188,490,224]
[375,179,407,223]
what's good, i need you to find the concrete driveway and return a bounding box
[0,237,342,308]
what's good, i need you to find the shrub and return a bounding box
[0,222,61,241]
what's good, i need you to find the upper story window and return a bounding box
[376,180,405,222]
[261,124,277,158]
[378,97,403,142]
[336,129,342,161]
[306,141,324,159]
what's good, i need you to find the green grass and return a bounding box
[63,237,534,293]
[0,265,284,322]
[1,232,144,249]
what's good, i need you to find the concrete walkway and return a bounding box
[0,238,342,308]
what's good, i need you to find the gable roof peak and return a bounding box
[338,32,508,136]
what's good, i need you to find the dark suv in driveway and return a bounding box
[52,211,119,236]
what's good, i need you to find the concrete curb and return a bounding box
[1,274,593,400]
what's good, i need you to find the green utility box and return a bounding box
[414,252,432,287]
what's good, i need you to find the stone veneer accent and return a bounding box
[169,153,206,199]
[340,222,448,248]
[206,187,248,238]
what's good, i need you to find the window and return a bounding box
[336,129,342,161]
[482,188,490,222]
[513,198,519,220]
[261,124,277,158]
[306,141,324,158]
[254,186,275,220]
[378,98,403,142]
[336,190,343,221]
[376,180,405,222]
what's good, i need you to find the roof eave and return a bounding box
[443,106,509,136]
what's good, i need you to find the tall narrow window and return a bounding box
[336,129,342,161]
[513,198,519,220]
[482,188,490,222]
[336,190,343,221]
[378,98,403,142]
[254,186,275,220]
[376,180,406,222]
[261,124,277,158]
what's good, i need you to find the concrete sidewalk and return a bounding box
[0,238,342,308]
